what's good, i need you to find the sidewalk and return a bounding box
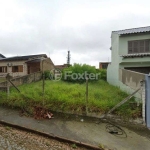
[0,107,150,150]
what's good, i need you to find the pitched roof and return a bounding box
[0,54,6,59]
[0,54,47,61]
[112,26,150,35]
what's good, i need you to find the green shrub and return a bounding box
[44,70,50,79]
[62,63,99,83]
[97,69,107,81]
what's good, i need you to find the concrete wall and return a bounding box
[119,69,145,90]
[0,71,42,89]
[118,69,145,100]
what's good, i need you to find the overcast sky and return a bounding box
[0,0,150,68]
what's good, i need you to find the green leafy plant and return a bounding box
[71,144,77,149]
[62,63,98,83]
[96,69,107,81]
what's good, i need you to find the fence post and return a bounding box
[34,73,35,82]
[6,73,11,98]
[86,77,88,115]
[42,60,45,106]
[7,80,10,98]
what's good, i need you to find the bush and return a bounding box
[44,70,50,79]
[97,69,107,81]
[62,63,99,83]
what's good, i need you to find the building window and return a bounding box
[0,66,7,73]
[12,65,23,72]
[102,64,108,69]
[128,39,150,54]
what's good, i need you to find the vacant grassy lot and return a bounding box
[0,80,141,118]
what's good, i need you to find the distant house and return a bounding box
[0,54,54,77]
[0,54,6,59]
[99,62,110,69]
[107,26,150,95]
[55,64,69,70]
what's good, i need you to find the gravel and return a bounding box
[0,124,87,150]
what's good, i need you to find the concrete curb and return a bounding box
[0,120,103,150]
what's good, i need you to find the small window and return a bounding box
[12,65,23,72]
[0,66,7,73]
[128,39,150,54]
[102,64,108,69]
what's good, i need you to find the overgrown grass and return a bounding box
[0,80,141,118]
[0,78,6,83]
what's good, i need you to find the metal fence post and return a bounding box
[7,80,10,98]
[42,59,45,106]
[86,77,88,115]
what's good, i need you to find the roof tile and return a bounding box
[113,26,150,35]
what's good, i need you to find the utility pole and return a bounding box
[67,50,71,66]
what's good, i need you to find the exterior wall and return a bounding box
[119,33,150,56]
[107,33,120,86]
[119,34,150,68]
[120,61,150,67]
[27,62,40,74]
[40,58,54,72]
[99,62,109,69]
[0,60,27,77]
